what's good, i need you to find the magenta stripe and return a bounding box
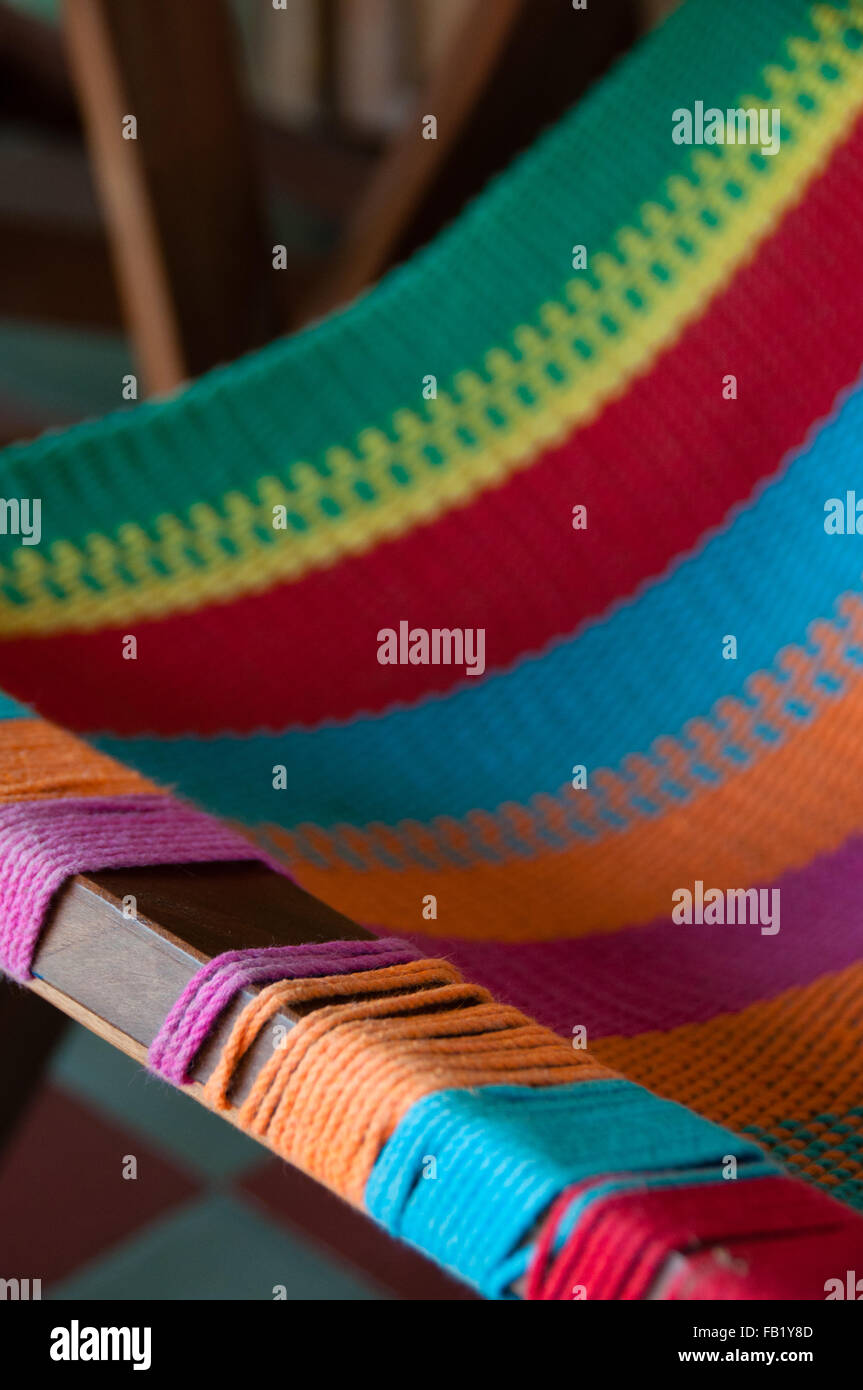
[149,937,422,1084]
[402,834,863,1038]
[0,795,271,981]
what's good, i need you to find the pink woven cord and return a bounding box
[148,937,422,1084]
[0,795,272,981]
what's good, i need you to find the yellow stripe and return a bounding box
[4,4,862,637]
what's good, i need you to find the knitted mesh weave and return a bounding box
[2,0,863,1298]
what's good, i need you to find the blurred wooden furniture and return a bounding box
[2,0,644,401]
[296,0,639,323]
[2,862,479,1298]
[0,0,673,1299]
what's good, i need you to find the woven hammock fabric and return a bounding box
[2,0,863,1296]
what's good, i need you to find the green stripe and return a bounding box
[0,0,831,560]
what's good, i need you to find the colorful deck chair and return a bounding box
[2,0,863,1299]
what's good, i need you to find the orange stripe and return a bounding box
[0,719,162,804]
[203,959,612,1205]
[591,964,863,1194]
[296,600,860,878]
[271,651,863,940]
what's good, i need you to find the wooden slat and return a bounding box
[414,0,470,69]
[29,863,371,1106]
[22,861,479,1298]
[0,121,368,333]
[337,0,414,137]
[295,0,520,324]
[250,0,319,127]
[61,0,282,392]
[297,0,638,325]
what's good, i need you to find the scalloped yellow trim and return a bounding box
[3,3,861,636]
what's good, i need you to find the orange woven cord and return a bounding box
[240,988,499,1130]
[592,962,863,1193]
[203,957,467,1108]
[202,959,614,1204]
[0,718,161,802]
[260,1020,609,1204]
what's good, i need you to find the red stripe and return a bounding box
[528,1176,861,1301]
[5,115,863,735]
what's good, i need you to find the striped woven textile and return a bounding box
[2,0,863,1297]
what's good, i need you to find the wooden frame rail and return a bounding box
[6,859,477,1300]
[28,862,370,1106]
[0,0,684,1298]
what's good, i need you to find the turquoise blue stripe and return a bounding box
[364,1080,766,1299]
[494,1158,779,1294]
[94,378,863,831]
[0,691,30,720]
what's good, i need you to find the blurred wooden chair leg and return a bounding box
[61,0,284,393]
[0,980,68,1155]
[297,0,639,325]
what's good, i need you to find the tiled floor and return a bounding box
[0,1023,386,1300]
